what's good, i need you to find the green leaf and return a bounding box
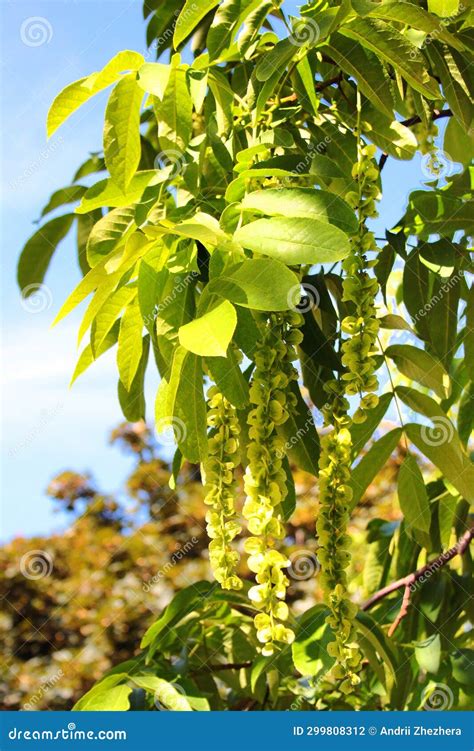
[141,581,214,650]
[415,634,441,675]
[379,314,414,333]
[464,285,474,381]
[458,381,474,446]
[207,0,261,59]
[206,349,249,408]
[18,214,75,294]
[173,0,220,48]
[293,56,319,116]
[92,286,137,353]
[398,454,431,534]
[406,422,474,503]
[117,299,144,390]
[277,381,320,474]
[326,35,394,118]
[75,171,156,213]
[104,74,143,191]
[425,272,461,370]
[360,102,417,160]
[137,62,171,97]
[40,185,86,218]
[131,676,193,710]
[340,17,439,99]
[350,392,392,459]
[73,676,131,711]
[158,347,208,462]
[368,2,464,51]
[281,455,296,521]
[86,207,135,267]
[174,352,208,462]
[355,611,398,686]
[402,248,430,340]
[178,301,237,357]
[241,188,358,233]
[427,43,473,131]
[207,258,300,311]
[47,51,144,137]
[385,344,451,400]
[292,605,332,676]
[234,217,351,265]
[153,56,193,151]
[118,335,150,421]
[70,320,120,386]
[255,37,297,82]
[208,70,234,136]
[350,429,403,509]
[444,116,474,167]
[76,210,100,276]
[428,0,459,17]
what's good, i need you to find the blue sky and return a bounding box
[1,0,433,541]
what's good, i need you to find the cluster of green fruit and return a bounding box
[203,386,243,591]
[317,143,382,689]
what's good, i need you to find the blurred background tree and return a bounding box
[1,419,405,710]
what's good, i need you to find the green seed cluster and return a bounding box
[203,386,243,591]
[243,310,303,656]
[317,143,381,692]
[341,143,381,424]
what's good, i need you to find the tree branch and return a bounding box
[361,527,473,635]
[191,661,252,675]
[378,108,453,171]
